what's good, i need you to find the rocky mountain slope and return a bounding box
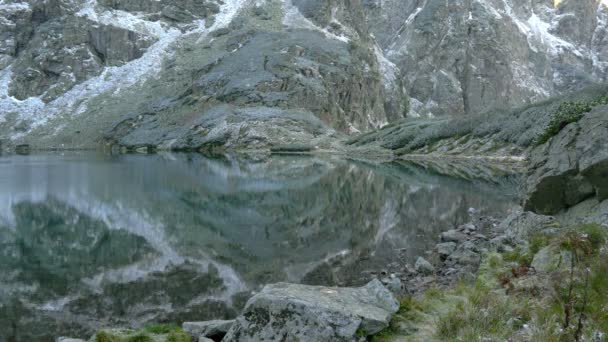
[0,0,408,150]
[0,0,607,150]
[366,0,608,117]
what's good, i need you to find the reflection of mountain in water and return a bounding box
[0,153,518,341]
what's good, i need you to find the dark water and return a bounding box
[0,153,519,341]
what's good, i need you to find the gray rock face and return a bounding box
[56,338,86,342]
[440,229,468,243]
[182,320,234,340]
[0,0,407,150]
[365,0,608,117]
[414,257,435,275]
[223,279,399,341]
[98,0,221,22]
[436,242,457,260]
[525,105,608,214]
[9,17,154,102]
[497,210,556,239]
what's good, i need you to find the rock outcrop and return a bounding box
[0,0,408,150]
[183,320,234,340]
[223,279,399,341]
[524,105,608,214]
[365,0,608,117]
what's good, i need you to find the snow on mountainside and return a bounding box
[0,0,405,148]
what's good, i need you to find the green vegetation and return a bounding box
[347,84,608,154]
[144,324,180,334]
[371,224,608,341]
[502,233,551,266]
[436,285,532,340]
[128,335,153,342]
[95,325,191,342]
[536,96,608,145]
[95,331,153,342]
[167,330,191,342]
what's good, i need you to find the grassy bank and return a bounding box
[372,224,608,341]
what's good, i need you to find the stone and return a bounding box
[381,276,404,295]
[182,320,234,340]
[365,0,607,118]
[222,280,399,341]
[198,338,214,342]
[531,246,574,274]
[56,338,85,342]
[474,234,488,240]
[446,247,481,267]
[436,242,457,260]
[525,106,608,214]
[510,274,556,298]
[458,223,476,232]
[440,229,467,243]
[414,257,435,275]
[496,210,557,239]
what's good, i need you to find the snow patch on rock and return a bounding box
[282,0,350,43]
[374,45,398,92]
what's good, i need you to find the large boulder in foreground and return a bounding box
[525,105,608,215]
[223,280,399,341]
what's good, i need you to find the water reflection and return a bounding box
[0,153,519,341]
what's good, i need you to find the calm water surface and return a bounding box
[0,153,519,341]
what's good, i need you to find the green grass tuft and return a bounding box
[536,95,608,145]
[167,330,191,342]
[144,324,180,334]
[95,331,117,342]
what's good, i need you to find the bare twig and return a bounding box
[563,252,576,329]
[574,267,591,341]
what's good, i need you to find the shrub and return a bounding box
[536,95,608,145]
[126,334,153,342]
[167,331,191,342]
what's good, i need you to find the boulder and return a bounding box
[436,242,457,260]
[414,257,435,275]
[56,338,85,342]
[525,106,608,215]
[446,245,481,267]
[497,210,557,239]
[223,280,399,341]
[531,246,573,273]
[182,320,234,340]
[440,229,467,243]
[380,276,404,295]
[510,274,556,297]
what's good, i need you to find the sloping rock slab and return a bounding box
[182,320,233,340]
[525,105,608,215]
[223,279,399,341]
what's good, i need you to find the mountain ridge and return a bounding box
[0,0,606,150]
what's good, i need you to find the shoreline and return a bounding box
[0,144,529,166]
